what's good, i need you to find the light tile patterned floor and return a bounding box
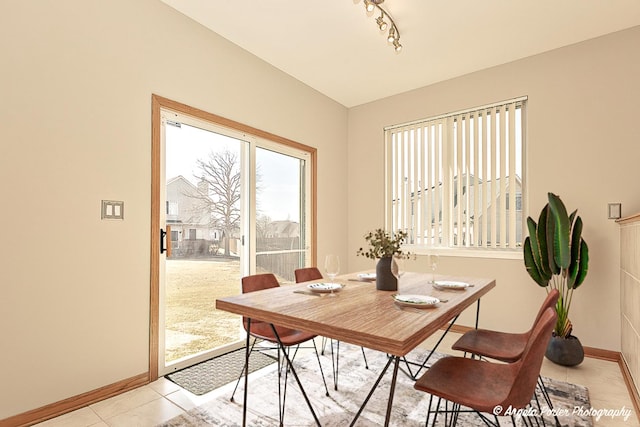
[34,333,638,426]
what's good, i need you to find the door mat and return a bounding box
[165,347,276,395]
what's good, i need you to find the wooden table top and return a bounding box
[216,272,495,356]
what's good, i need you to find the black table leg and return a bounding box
[383,356,401,427]
[349,355,397,426]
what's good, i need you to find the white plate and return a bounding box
[357,273,376,281]
[307,282,343,293]
[393,294,439,308]
[433,280,469,290]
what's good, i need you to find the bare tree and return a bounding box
[195,149,241,256]
[256,214,272,238]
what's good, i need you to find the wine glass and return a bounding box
[324,254,340,297]
[392,256,404,287]
[428,254,439,284]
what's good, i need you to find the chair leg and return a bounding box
[277,347,285,426]
[425,394,435,427]
[321,336,328,355]
[452,402,462,426]
[328,341,367,390]
[360,346,369,369]
[537,376,561,427]
[330,340,340,390]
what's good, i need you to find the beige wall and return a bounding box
[0,0,347,419]
[2,0,639,419]
[348,26,640,350]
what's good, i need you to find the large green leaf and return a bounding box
[568,216,584,288]
[544,204,560,275]
[524,237,548,286]
[548,193,571,269]
[536,206,552,279]
[573,241,589,289]
[526,217,543,278]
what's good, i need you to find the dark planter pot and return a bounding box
[545,334,584,366]
[376,257,397,291]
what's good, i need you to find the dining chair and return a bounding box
[294,267,369,390]
[230,273,329,425]
[451,289,560,424]
[414,307,557,427]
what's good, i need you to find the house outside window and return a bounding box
[385,97,527,256]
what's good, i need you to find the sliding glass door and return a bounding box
[153,99,314,376]
[159,113,249,374]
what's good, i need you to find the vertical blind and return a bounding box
[385,97,527,251]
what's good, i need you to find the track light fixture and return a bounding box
[360,0,402,52]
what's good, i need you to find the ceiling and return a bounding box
[160,0,640,108]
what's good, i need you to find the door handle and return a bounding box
[160,226,172,256]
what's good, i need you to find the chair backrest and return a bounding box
[504,307,557,409]
[533,289,559,326]
[240,273,280,333]
[515,288,559,343]
[242,273,279,293]
[294,267,323,283]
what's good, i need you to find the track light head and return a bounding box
[393,38,402,52]
[364,0,375,12]
[358,0,402,52]
[387,26,396,43]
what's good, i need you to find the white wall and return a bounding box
[348,26,640,351]
[2,0,638,419]
[0,0,348,419]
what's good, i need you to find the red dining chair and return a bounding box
[451,289,560,423]
[414,307,557,426]
[230,273,329,425]
[294,267,369,391]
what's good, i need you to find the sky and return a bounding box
[165,123,301,222]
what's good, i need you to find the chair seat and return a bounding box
[452,329,529,363]
[414,356,516,414]
[246,320,318,346]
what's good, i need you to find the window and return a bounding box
[166,201,179,216]
[385,97,527,253]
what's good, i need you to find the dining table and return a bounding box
[216,271,496,426]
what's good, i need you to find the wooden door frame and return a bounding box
[149,94,317,380]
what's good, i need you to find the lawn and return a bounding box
[165,258,243,362]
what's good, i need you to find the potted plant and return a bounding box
[357,228,410,291]
[523,192,589,366]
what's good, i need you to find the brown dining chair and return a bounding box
[451,289,560,423]
[414,307,557,426]
[294,267,369,390]
[451,289,559,362]
[230,273,329,425]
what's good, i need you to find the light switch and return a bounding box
[102,200,124,220]
[607,203,621,220]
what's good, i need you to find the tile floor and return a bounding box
[34,333,638,427]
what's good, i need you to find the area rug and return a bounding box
[159,343,592,426]
[166,347,276,395]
